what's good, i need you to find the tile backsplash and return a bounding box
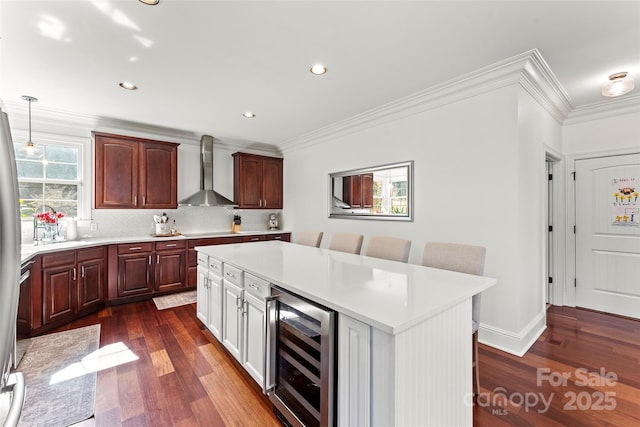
[22,207,283,243]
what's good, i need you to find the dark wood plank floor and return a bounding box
[54,302,640,426]
[474,305,640,426]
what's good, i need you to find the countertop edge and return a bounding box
[21,230,290,264]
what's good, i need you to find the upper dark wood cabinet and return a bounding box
[343,173,373,209]
[233,152,283,209]
[94,132,179,209]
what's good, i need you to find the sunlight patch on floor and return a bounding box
[50,342,138,384]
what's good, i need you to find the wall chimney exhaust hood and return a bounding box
[178,135,237,207]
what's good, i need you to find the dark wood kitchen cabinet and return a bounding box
[233,152,283,209]
[42,251,76,326]
[109,240,188,303]
[94,132,179,209]
[18,246,106,336]
[154,240,186,292]
[113,242,155,299]
[343,173,373,209]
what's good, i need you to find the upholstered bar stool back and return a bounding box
[328,232,364,255]
[365,236,411,263]
[296,230,324,248]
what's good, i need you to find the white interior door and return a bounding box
[575,153,640,318]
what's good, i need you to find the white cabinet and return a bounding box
[338,313,371,427]
[243,273,269,389]
[207,258,223,340]
[196,254,209,325]
[222,277,243,361]
[197,250,271,390]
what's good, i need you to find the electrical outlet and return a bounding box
[90,221,98,231]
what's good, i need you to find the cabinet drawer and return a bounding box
[208,258,223,276]
[42,250,75,268]
[223,264,243,286]
[245,273,270,299]
[155,240,186,251]
[117,242,153,254]
[77,246,106,262]
[242,235,267,243]
[197,252,208,267]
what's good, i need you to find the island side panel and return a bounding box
[394,298,472,426]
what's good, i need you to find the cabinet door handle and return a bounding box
[259,199,262,207]
[73,268,77,281]
[243,300,248,316]
[264,199,267,207]
[157,255,160,264]
[250,237,259,241]
[134,196,137,206]
[226,272,235,279]
[129,246,143,251]
[148,255,152,264]
[81,266,85,278]
[265,295,276,393]
[236,295,242,310]
[142,196,146,206]
[165,244,177,247]
[272,236,282,240]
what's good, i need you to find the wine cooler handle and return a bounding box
[264,295,277,394]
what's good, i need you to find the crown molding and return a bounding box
[2,101,279,153]
[280,49,574,153]
[563,94,640,125]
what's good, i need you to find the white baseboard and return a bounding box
[478,311,547,357]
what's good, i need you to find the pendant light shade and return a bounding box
[601,72,634,97]
[18,95,43,159]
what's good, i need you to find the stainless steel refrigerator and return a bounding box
[0,107,26,426]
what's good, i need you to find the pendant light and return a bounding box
[19,95,43,159]
[601,72,635,97]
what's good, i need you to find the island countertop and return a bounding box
[196,240,496,335]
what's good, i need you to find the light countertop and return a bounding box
[20,229,289,263]
[196,241,496,335]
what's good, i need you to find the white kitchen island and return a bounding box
[196,241,496,426]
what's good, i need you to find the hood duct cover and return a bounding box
[178,135,237,207]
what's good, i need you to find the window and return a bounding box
[14,141,83,219]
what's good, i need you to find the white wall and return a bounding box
[283,84,559,355]
[563,111,640,156]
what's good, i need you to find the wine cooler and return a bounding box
[266,287,336,427]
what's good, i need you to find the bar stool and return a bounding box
[296,230,324,248]
[328,232,364,254]
[422,241,486,395]
[365,236,411,262]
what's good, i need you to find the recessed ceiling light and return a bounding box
[119,82,138,90]
[242,112,256,118]
[310,64,327,75]
[138,0,160,5]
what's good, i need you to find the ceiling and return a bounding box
[1,1,639,148]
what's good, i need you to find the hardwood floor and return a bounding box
[52,302,640,426]
[474,306,640,426]
[54,300,280,426]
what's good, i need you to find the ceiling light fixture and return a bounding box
[601,72,634,97]
[119,82,138,90]
[138,0,160,5]
[242,112,255,118]
[310,64,327,75]
[19,95,43,159]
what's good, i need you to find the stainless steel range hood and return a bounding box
[178,135,237,207]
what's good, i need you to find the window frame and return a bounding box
[14,134,91,221]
